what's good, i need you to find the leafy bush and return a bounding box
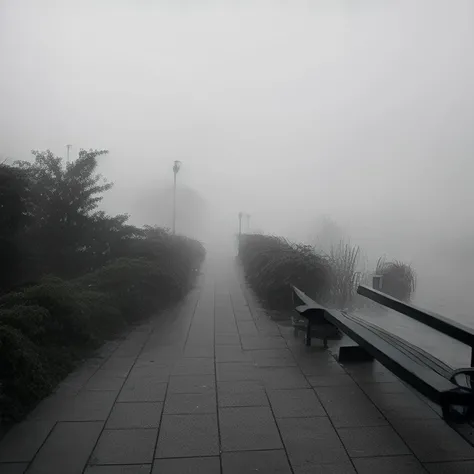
[0,277,97,347]
[376,257,416,301]
[79,258,179,319]
[239,234,419,313]
[239,234,331,309]
[0,233,205,423]
[0,148,207,424]
[0,325,54,420]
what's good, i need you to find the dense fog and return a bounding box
[2,0,474,325]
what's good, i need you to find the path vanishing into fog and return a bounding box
[1,252,474,473]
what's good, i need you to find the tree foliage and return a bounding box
[1,149,143,290]
[0,149,206,421]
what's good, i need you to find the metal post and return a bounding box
[172,161,181,235]
[66,144,72,163]
[373,275,383,291]
[238,212,243,236]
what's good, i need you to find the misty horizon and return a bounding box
[2,0,474,324]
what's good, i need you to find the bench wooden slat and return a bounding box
[349,312,453,379]
[323,308,457,403]
[292,286,473,413]
[358,285,474,347]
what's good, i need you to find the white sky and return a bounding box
[1,0,474,267]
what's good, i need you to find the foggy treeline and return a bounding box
[1,1,474,320]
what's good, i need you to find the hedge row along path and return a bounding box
[0,252,473,474]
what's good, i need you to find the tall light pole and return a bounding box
[238,212,243,236]
[172,160,182,235]
[66,144,72,163]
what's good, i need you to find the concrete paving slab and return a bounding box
[164,392,217,415]
[353,455,426,474]
[222,449,291,473]
[0,420,55,462]
[215,345,252,362]
[424,460,474,473]
[155,414,219,458]
[391,419,474,462]
[85,465,151,473]
[106,402,163,429]
[0,463,29,474]
[338,425,411,457]
[171,358,215,376]
[217,380,268,407]
[219,406,282,452]
[83,370,128,391]
[278,417,350,469]
[261,367,310,389]
[268,389,326,418]
[118,378,167,402]
[292,463,356,473]
[91,429,157,465]
[216,362,261,382]
[28,421,103,474]
[167,375,215,394]
[152,457,221,474]
[316,385,387,427]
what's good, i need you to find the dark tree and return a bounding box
[0,164,30,291]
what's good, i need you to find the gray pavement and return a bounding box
[1,256,474,473]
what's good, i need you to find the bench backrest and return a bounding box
[358,284,474,365]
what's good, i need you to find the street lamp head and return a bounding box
[173,160,182,174]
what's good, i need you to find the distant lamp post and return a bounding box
[172,160,182,235]
[66,144,72,163]
[238,212,243,236]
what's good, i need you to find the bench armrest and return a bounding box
[450,368,474,391]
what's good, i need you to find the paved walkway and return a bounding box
[1,256,474,473]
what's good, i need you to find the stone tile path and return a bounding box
[1,256,474,473]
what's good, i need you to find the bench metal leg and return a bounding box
[305,321,312,347]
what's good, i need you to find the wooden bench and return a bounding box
[293,285,474,421]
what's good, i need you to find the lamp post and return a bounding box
[66,144,72,163]
[238,212,243,236]
[172,160,181,235]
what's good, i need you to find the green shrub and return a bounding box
[239,234,331,309]
[0,232,205,423]
[0,277,96,347]
[79,258,180,319]
[0,305,49,341]
[376,257,416,301]
[0,325,54,420]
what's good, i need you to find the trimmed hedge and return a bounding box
[238,234,331,309]
[239,233,416,311]
[0,233,205,422]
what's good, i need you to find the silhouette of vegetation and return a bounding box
[376,257,416,301]
[239,234,416,312]
[327,241,363,310]
[0,150,205,421]
[238,234,331,309]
